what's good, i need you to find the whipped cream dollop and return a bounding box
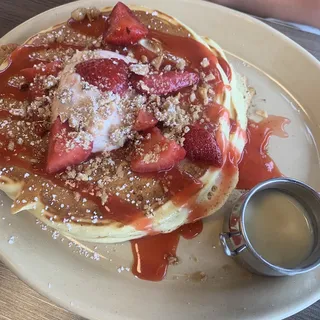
[52,50,136,153]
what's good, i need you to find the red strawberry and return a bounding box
[103,2,148,45]
[133,110,158,131]
[21,61,62,82]
[131,71,199,95]
[75,58,129,95]
[131,127,186,173]
[184,126,223,167]
[46,117,93,173]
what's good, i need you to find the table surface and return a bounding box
[1,1,320,319]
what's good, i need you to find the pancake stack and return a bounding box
[0,3,251,242]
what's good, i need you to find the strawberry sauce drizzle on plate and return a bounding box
[237,115,290,189]
[131,220,203,281]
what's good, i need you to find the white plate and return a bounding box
[1,0,320,319]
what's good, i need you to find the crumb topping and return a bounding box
[154,95,191,133]
[200,57,210,68]
[151,55,163,70]
[129,63,150,75]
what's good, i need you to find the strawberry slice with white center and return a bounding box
[131,71,199,95]
[51,50,136,155]
[183,126,223,167]
[133,110,158,131]
[131,127,186,173]
[103,2,148,45]
[46,117,93,173]
[75,58,129,95]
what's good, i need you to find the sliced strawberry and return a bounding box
[46,117,93,173]
[133,110,158,131]
[131,127,186,173]
[131,71,199,95]
[75,58,129,95]
[184,126,223,167]
[103,2,148,45]
[20,61,62,83]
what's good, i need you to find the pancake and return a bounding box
[0,3,251,243]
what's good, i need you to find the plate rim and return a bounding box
[1,1,320,319]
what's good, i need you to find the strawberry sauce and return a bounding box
[0,45,43,101]
[148,30,218,68]
[147,30,223,94]
[229,119,237,134]
[161,167,204,207]
[131,220,203,281]
[68,16,108,38]
[237,115,290,189]
[0,43,83,102]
